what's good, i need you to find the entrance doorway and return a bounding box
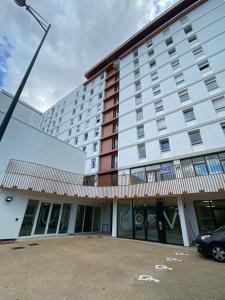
[133,199,183,245]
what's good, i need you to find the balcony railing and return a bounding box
[1,159,225,199]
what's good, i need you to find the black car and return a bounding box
[196,226,225,262]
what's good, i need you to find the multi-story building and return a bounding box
[1,0,225,247]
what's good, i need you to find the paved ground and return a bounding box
[0,236,224,300]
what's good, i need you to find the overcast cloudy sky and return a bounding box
[0,0,177,112]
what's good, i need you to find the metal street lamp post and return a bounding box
[0,0,51,142]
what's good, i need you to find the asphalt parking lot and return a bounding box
[0,236,224,300]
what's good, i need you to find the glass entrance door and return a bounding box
[145,207,159,242]
[34,203,51,235]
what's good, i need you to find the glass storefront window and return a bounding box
[193,156,208,176]
[34,203,51,235]
[59,204,71,234]
[75,205,85,233]
[47,204,61,234]
[131,167,146,184]
[83,206,94,232]
[218,152,225,171]
[117,200,133,238]
[93,207,101,232]
[206,154,222,174]
[19,200,39,237]
[181,159,195,177]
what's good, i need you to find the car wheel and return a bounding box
[210,244,225,262]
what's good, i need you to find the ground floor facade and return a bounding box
[0,189,225,247]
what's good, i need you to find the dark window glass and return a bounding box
[19,200,39,237]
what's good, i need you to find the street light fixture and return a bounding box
[0,1,51,142]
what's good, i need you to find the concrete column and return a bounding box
[112,198,117,238]
[68,202,77,234]
[177,196,190,246]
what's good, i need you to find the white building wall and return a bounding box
[118,0,225,170]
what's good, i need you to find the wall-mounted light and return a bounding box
[5,196,13,202]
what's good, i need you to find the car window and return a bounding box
[214,226,225,233]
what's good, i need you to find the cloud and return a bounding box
[0,35,13,88]
[0,0,177,112]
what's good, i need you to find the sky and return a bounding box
[0,0,178,112]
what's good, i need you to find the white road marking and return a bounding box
[155,265,173,270]
[175,252,189,256]
[137,275,160,283]
[167,257,182,262]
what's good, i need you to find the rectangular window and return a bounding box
[188,34,198,45]
[93,142,98,152]
[146,39,153,48]
[111,154,118,169]
[90,89,94,95]
[149,59,156,69]
[82,95,85,101]
[112,122,118,133]
[174,72,185,85]
[96,115,100,124]
[157,118,167,131]
[153,84,161,96]
[95,127,99,137]
[198,60,210,72]
[99,92,103,99]
[204,76,218,92]
[80,105,83,111]
[135,80,141,91]
[178,88,189,102]
[91,159,96,169]
[113,107,119,118]
[138,143,146,159]
[135,93,142,105]
[221,122,225,134]
[212,96,225,113]
[112,138,118,149]
[84,133,88,141]
[148,49,154,57]
[76,125,80,132]
[74,137,78,145]
[183,107,195,122]
[154,99,163,112]
[68,129,72,136]
[165,36,173,46]
[70,119,74,125]
[136,108,143,121]
[78,114,82,121]
[184,24,192,34]
[137,125,144,139]
[193,45,204,58]
[188,129,202,145]
[87,109,91,116]
[133,49,138,58]
[168,47,176,58]
[133,58,139,68]
[72,109,76,115]
[171,58,180,71]
[151,71,158,82]
[134,68,140,79]
[160,138,170,152]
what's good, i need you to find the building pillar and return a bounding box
[177,196,190,246]
[112,198,117,238]
[68,202,77,234]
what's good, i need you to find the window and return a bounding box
[204,76,218,92]
[76,125,80,132]
[89,98,92,105]
[84,133,88,141]
[113,107,119,118]
[87,109,91,116]
[212,96,225,113]
[188,130,202,145]
[86,120,90,128]
[114,97,119,105]
[168,47,176,58]
[135,80,141,91]
[133,58,139,68]
[74,137,78,145]
[72,109,76,115]
[90,89,94,95]
[97,103,101,111]
[56,126,59,133]
[134,68,140,79]
[59,117,62,123]
[183,107,195,122]
[112,138,118,149]
[184,24,192,34]
[165,36,173,46]
[80,105,83,111]
[135,93,142,105]
[163,28,170,36]
[153,84,161,96]
[151,71,158,82]
[221,122,225,134]
[133,49,138,58]
[193,46,204,58]
[96,115,100,124]
[93,142,98,152]
[99,92,103,99]
[160,139,170,152]
[82,146,86,152]
[178,88,190,102]
[74,100,77,105]
[91,159,96,169]
[148,49,154,57]
[111,155,118,168]
[70,119,74,125]
[83,86,86,92]
[100,73,104,80]
[154,99,163,112]
[188,34,197,45]
[78,114,82,121]
[82,95,85,101]
[146,39,153,48]
[95,127,99,137]
[174,72,185,85]
[138,143,146,159]
[149,59,156,69]
[180,16,188,25]
[112,122,118,133]
[61,109,64,114]
[157,118,167,131]
[171,58,180,71]
[137,125,144,139]
[136,108,143,121]
[198,60,210,73]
